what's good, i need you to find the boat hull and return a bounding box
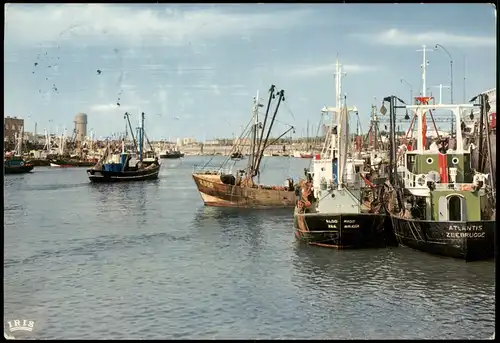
[159,153,184,159]
[294,210,396,249]
[87,166,160,183]
[50,160,95,167]
[50,163,71,168]
[390,215,495,261]
[4,165,34,174]
[192,173,297,208]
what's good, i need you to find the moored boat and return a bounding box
[4,155,34,174]
[50,160,95,168]
[159,150,184,159]
[4,128,34,174]
[230,151,244,160]
[299,152,313,158]
[382,60,495,260]
[192,85,298,208]
[87,112,161,183]
[294,57,396,249]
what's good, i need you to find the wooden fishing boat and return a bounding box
[294,57,396,249]
[382,55,495,261]
[87,112,161,183]
[192,85,298,208]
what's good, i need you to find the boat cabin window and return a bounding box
[406,154,416,171]
[448,195,462,221]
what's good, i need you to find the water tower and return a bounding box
[74,113,87,142]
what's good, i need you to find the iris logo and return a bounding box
[6,320,35,332]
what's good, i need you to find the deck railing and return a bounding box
[400,169,475,191]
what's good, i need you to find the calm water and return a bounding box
[4,156,495,339]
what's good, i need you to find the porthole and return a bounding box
[452,157,459,165]
[426,157,434,164]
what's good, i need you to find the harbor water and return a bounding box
[4,156,495,339]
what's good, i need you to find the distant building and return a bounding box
[74,113,88,142]
[182,137,196,145]
[4,116,24,142]
[234,138,250,145]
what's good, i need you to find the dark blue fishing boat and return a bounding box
[4,155,34,174]
[86,112,161,183]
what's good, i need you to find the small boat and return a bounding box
[50,160,95,168]
[4,129,34,174]
[299,152,314,158]
[159,150,184,159]
[5,155,34,174]
[50,162,71,168]
[192,85,298,208]
[294,57,396,249]
[230,151,244,160]
[87,112,161,183]
[383,62,495,260]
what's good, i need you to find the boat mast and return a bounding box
[372,102,379,150]
[247,90,260,176]
[139,112,145,163]
[254,89,285,179]
[416,45,433,152]
[252,86,275,177]
[15,126,23,156]
[337,94,349,190]
[331,56,344,160]
[124,112,138,153]
[306,119,309,149]
[252,85,276,176]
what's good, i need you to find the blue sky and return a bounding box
[4,3,496,141]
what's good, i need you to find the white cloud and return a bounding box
[352,29,496,47]
[90,103,133,113]
[5,4,312,47]
[288,63,381,77]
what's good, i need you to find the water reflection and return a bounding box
[88,181,159,225]
[192,206,292,255]
[291,244,495,339]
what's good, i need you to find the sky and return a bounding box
[4,3,497,141]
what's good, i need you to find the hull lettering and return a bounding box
[448,225,483,231]
[446,232,486,239]
[198,179,214,189]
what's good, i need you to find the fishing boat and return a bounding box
[50,162,71,168]
[294,57,396,249]
[192,85,298,208]
[4,128,34,174]
[50,159,95,168]
[87,112,161,183]
[230,151,244,160]
[159,150,184,159]
[383,51,495,260]
[5,155,34,174]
